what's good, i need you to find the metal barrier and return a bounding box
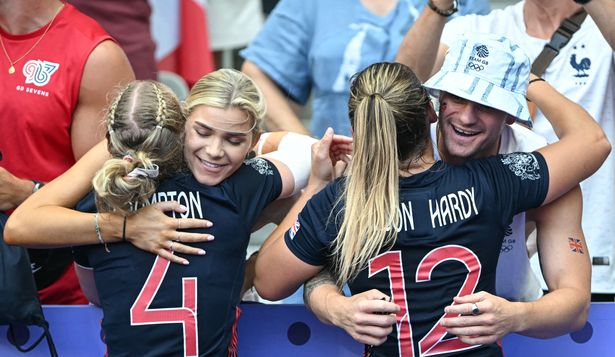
[1,303,612,356]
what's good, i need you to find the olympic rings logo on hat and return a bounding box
[466,63,484,71]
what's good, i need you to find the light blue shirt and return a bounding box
[242,0,490,137]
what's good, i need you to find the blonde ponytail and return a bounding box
[93,151,160,215]
[331,94,400,287]
[331,62,431,287]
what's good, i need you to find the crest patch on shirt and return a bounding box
[500,152,540,180]
[244,158,273,175]
[288,219,300,240]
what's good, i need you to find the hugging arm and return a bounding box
[531,77,610,204]
[441,185,589,344]
[525,185,590,336]
[304,269,399,345]
[4,142,213,265]
[394,0,451,82]
[255,129,352,300]
[584,0,615,50]
[244,130,351,294]
[253,176,327,300]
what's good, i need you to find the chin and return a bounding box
[194,172,224,186]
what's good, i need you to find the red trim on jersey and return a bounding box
[227,306,241,357]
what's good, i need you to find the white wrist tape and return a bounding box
[263,133,316,195]
[255,132,271,156]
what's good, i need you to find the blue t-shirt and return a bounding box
[286,152,549,357]
[241,0,490,137]
[74,158,282,357]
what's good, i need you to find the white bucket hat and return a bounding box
[424,33,532,127]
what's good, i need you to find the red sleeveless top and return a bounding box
[0,3,112,182]
[0,4,113,304]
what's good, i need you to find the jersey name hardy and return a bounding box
[131,190,204,219]
[429,187,479,229]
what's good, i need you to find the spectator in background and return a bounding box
[69,0,157,80]
[207,0,264,69]
[396,0,615,301]
[0,0,134,304]
[241,0,490,137]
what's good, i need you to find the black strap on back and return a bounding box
[531,10,588,76]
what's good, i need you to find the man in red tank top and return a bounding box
[0,0,134,304]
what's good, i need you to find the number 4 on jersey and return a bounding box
[131,256,199,357]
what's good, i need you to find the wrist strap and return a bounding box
[94,213,111,253]
[529,77,545,85]
[427,0,458,17]
[122,215,128,242]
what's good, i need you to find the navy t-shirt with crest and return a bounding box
[74,158,282,357]
[285,152,549,357]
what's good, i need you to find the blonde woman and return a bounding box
[254,59,609,355]
[6,69,351,356]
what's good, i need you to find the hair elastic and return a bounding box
[122,154,134,162]
[127,164,160,178]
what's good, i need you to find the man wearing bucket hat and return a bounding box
[302,32,590,346]
[398,0,615,302]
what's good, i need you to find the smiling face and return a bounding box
[183,105,256,186]
[437,92,512,165]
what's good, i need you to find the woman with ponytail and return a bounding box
[6,69,351,356]
[254,61,609,356]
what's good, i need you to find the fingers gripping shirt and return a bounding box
[285,152,549,357]
[74,158,282,357]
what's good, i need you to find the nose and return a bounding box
[457,101,479,126]
[205,137,224,159]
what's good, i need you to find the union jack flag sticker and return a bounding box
[289,219,301,240]
[568,237,584,254]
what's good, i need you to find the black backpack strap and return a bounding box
[531,10,588,76]
[7,320,57,356]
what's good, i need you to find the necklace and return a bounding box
[0,3,64,75]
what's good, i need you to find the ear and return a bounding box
[505,114,515,125]
[247,131,262,159]
[252,131,262,147]
[427,102,438,124]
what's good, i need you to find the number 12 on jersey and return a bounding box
[369,245,481,356]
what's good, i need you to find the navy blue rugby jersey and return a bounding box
[74,158,281,357]
[286,152,549,357]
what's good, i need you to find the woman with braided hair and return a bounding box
[91,80,186,215]
[6,69,352,356]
